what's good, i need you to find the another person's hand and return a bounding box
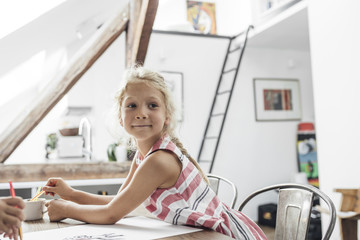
[42,178,74,200]
[0,197,25,239]
[45,199,70,222]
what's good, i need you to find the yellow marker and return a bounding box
[31,180,58,201]
[30,190,45,202]
[19,226,23,240]
[36,186,41,195]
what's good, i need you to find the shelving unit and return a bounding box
[248,0,309,51]
[153,1,308,52]
[251,0,302,23]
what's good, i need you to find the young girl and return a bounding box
[43,66,267,239]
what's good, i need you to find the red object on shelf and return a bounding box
[298,122,314,132]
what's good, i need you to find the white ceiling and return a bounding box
[248,3,309,51]
[0,0,66,40]
[0,0,128,77]
[0,0,310,79]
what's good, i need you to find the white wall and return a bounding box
[65,35,126,161]
[308,1,360,238]
[6,35,126,164]
[145,33,229,156]
[146,33,314,220]
[1,0,127,163]
[5,22,316,225]
[213,47,314,219]
[2,0,251,164]
[3,0,318,227]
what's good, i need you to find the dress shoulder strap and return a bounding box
[145,135,185,162]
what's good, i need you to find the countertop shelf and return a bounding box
[0,161,131,183]
[0,177,126,190]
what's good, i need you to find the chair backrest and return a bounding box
[238,183,336,240]
[206,174,238,208]
[334,188,360,212]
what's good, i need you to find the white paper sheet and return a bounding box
[23,216,202,239]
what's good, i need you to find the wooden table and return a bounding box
[22,205,232,240]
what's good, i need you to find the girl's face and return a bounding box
[120,82,169,144]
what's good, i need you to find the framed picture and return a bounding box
[254,78,301,121]
[161,71,184,121]
[186,1,217,34]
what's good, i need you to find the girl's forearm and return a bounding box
[65,202,124,224]
[69,189,113,205]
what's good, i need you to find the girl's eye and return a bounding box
[149,103,158,108]
[126,103,136,108]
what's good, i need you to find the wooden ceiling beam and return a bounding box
[0,0,160,164]
[126,0,159,67]
[0,7,129,163]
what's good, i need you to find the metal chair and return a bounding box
[238,183,336,240]
[206,174,238,208]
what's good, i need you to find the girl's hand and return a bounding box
[2,226,15,240]
[3,225,18,240]
[0,197,25,239]
[45,199,69,222]
[42,178,74,200]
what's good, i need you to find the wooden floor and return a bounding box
[259,225,275,239]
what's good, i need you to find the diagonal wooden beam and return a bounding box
[0,7,129,163]
[126,0,159,67]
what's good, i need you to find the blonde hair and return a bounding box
[116,65,209,184]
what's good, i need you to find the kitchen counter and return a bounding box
[0,161,131,183]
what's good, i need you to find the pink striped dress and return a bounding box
[135,135,267,239]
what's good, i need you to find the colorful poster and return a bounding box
[297,132,319,187]
[187,1,217,34]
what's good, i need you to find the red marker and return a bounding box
[8,180,23,240]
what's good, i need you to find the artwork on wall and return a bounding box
[186,1,217,34]
[253,78,301,121]
[161,71,184,121]
[297,122,319,187]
